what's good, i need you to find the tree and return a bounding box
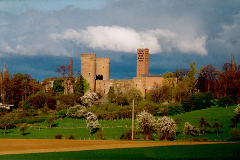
[212,119,223,136]
[19,123,28,136]
[86,112,101,136]
[55,65,70,78]
[231,104,240,128]
[197,64,218,93]
[186,61,197,94]
[74,72,89,96]
[156,116,178,140]
[46,116,55,128]
[199,117,211,136]
[127,88,142,103]
[136,110,156,140]
[216,63,240,100]
[182,122,200,141]
[66,104,87,119]
[107,86,116,103]
[0,117,14,134]
[81,92,99,107]
[52,79,64,94]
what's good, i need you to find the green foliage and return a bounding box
[229,128,240,141]
[120,128,135,140]
[58,94,80,106]
[25,91,56,110]
[127,88,142,103]
[199,117,211,136]
[218,96,233,108]
[212,119,223,136]
[186,61,197,94]
[19,123,28,136]
[53,79,64,93]
[167,103,184,115]
[181,92,214,112]
[107,86,116,103]
[56,104,71,111]
[46,116,55,128]
[74,73,90,94]
[0,117,15,134]
[74,73,87,96]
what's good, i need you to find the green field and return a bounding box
[0,143,239,160]
[0,105,238,141]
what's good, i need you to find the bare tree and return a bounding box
[55,65,70,78]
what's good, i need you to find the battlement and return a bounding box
[96,58,110,63]
[81,53,96,60]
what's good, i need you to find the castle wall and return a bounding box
[96,79,134,96]
[133,77,146,97]
[96,58,110,80]
[81,54,96,92]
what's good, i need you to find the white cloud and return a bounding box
[50,25,208,55]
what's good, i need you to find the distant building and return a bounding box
[93,48,166,97]
[42,48,170,97]
[0,103,14,109]
[137,48,149,77]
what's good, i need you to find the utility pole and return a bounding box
[132,99,134,140]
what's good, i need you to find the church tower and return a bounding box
[137,48,149,77]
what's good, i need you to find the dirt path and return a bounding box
[0,139,231,155]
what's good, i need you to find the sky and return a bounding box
[0,0,240,82]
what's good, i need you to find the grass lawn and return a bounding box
[0,143,239,160]
[0,105,238,141]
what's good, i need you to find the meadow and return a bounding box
[0,105,238,141]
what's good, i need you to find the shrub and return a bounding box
[59,94,79,106]
[56,104,71,111]
[120,129,135,140]
[69,134,75,140]
[27,118,37,124]
[229,128,240,141]
[218,96,232,108]
[58,110,67,118]
[167,104,184,116]
[19,124,28,136]
[96,129,105,140]
[55,134,62,139]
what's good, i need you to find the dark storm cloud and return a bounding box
[0,0,240,81]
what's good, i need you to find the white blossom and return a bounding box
[234,104,240,115]
[182,122,200,140]
[86,112,101,136]
[157,116,178,140]
[66,104,87,118]
[136,110,156,140]
[81,92,99,107]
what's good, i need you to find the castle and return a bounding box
[81,48,165,97]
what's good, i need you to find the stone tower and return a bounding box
[137,48,149,77]
[69,58,73,78]
[96,58,110,80]
[81,54,96,91]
